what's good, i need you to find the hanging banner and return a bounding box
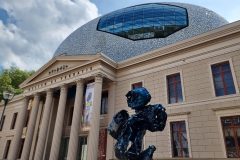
[83,83,94,130]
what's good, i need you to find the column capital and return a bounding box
[94,74,104,83]
[60,84,68,92]
[34,92,41,98]
[23,95,30,101]
[75,79,84,85]
[45,88,54,93]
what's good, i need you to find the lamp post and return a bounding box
[0,90,14,129]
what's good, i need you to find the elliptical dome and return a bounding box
[54,2,228,61]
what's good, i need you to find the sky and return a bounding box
[0,0,240,71]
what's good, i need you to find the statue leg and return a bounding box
[126,130,146,160]
[115,127,132,159]
[140,145,156,160]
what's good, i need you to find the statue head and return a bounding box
[125,87,151,110]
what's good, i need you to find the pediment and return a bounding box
[20,55,99,88]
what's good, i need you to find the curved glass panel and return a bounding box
[97,3,188,40]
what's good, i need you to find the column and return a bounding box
[21,93,40,160]
[49,85,68,160]
[34,89,53,160]
[67,79,84,160]
[106,82,116,160]
[87,75,103,160]
[8,97,29,160]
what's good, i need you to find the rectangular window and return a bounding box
[10,113,18,130]
[211,61,236,96]
[25,110,30,127]
[221,116,240,158]
[100,91,108,115]
[167,73,183,104]
[59,137,69,160]
[3,140,11,159]
[17,138,25,159]
[170,121,189,157]
[131,81,143,89]
[68,107,74,126]
[77,136,88,160]
[0,115,5,131]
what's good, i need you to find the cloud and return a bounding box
[0,0,99,70]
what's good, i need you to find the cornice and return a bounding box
[118,20,240,69]
[0,94,25,107]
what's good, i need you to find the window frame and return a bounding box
[0,115,6,131]
[215,108,240,158]
[221,115,240,158]
[10,112,18,130]
[100,90,109,115]
[165,71,185,105]
[3,139,11,159]
[209,59,239,98]
[67,106,74,126]
[168,114,192,158]
[130,80,144,90]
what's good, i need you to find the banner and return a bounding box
[83,83,94,130]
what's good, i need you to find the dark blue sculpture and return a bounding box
[108,87,167,160]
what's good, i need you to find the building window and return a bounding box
[131,82,143,89]
[0,115,5,131]
[101,91,108,115]
[211,61,236,96]
[77,136,88,160]
[17,138,25,159]
[25,110,30,127]
[167,73,183,104]
[68,107,74,126]
[170,121,189,157]
[3,140,11,159]
[221,116,240,158]
[59,137,69,160]
[10,113,18,130]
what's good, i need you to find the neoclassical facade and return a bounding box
[1,3,240,160]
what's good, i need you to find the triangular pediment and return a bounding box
[20,55,100,88]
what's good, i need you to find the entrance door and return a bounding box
[98,128,107,160]
[221,116,240,158]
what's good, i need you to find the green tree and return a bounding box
[0,67,35,101]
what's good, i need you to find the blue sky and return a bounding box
[91,0,240,22]
[0,0,240,71]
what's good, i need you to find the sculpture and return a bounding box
[108,87,167,160]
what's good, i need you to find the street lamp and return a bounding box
[0,90,15,129]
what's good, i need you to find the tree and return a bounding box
[0,66,35,101]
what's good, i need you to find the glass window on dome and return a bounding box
[97,3,188,40]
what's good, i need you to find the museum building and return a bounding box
[1,2,240,160]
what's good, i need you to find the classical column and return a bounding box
[21,93,40,160]
[106,82,116,160]
[8,97,29,160]
[87,75,103,160]
[49,85,68,160]
[34,89,53,160]
[67,79,84,160]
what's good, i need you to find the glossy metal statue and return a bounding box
[108,87,167,160]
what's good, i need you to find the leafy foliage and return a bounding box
[0,67,35,101]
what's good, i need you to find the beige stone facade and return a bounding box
[1,20,240,160]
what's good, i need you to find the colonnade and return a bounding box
[7,75,109,160]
